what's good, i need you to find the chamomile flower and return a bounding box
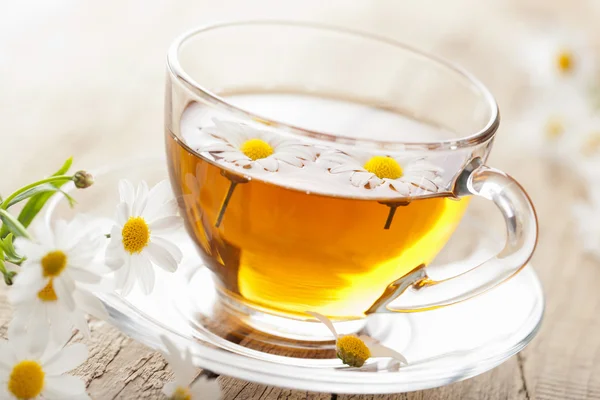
[518,90,596,165]
[191,118,316,172]
[320,151,442,196]
[105,180,183,296]
[9,217,108,341]
[306,312,408,368]
[160,336,221,400]
[0,323,90,399]
[522,30,595,87]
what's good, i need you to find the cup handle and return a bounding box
[365,158,538,314]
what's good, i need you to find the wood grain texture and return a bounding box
[2,0,600,398]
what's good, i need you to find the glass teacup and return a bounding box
[165,22,537,329]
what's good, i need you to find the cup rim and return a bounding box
[166,20,500,151]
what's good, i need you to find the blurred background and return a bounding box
[2,0,600,397]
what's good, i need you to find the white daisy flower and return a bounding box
[0,323,90,399]
[191,118,316,172]
[105,179,183,296]
[522,29,596,88]
[9,217,108,341]
[160,336,221,400]
[319,150,442,196]
[306,312,408,368]
[517,89,596,165]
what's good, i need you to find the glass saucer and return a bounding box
[43,157,544,394]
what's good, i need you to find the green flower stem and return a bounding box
[1,175,73,210]
[0,209,33,239]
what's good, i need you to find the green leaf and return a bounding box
[7,158,73,236]
[0,233,23,263]
[5,183,67,208]
[0,209,31,239]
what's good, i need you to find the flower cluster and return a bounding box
[517,28,600,260]
[0,159,221,399]
[189,118,443,197]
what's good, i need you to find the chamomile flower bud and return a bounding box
[73,170,94,188]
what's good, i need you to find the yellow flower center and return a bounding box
[37,280,58,302]
[171,386,192,400]
[8,360,45,399]
[121,217,151,254]
[556,50,574,74]
[363,156,403,179]
[41,250,67,277]
[336,335,372,368]
[544,116,565,139]
[240,138,274,161]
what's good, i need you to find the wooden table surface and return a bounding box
[2,1,599,398]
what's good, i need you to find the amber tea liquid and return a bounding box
[167,94,469,318]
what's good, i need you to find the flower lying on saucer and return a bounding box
[160,336,222,400]
[306,311,408,368]
[320,151,442,195]
[9,217,108,341]
[0,324,90,399]
[194,118,316,172]
[105,180,183,296]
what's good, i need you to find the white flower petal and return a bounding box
[43,375,89,398]
[151,236,183,264]
[161,336,196,385]
[12,266,46,291]
[162,381,178,397]
[43,343,88,375]
[305,311,338,338]
[360,335,408,365]
[47,303,74,345]
[32,223,55,248]
[388,181,412,196]
[256,157,279,172]
[273,152,304,167]
[202,143,235,152]
[131,181,149,217]
[119,259,138,296]
[330,163,360,174]
[74,289,108,320]
[190,376,222,399]
[14,238,44,262]
[137,255,156,295]
[143,180,176,220]
[146,242,178,273]
[66,267,101,284]
[220,151,247,162]
[27,304,50,357]
[119,179,135,206]
[149,216,182,233]
[116,202,130,226]
[351,171,375,187]
[54,275,76,311]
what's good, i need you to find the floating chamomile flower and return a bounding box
[9,217,108,341]
[320,151,442,196]
[160,336,221,400]
[0,323,90,399]
[105,180,183,296]
[306,312,407,368]
[192,118,316,172]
